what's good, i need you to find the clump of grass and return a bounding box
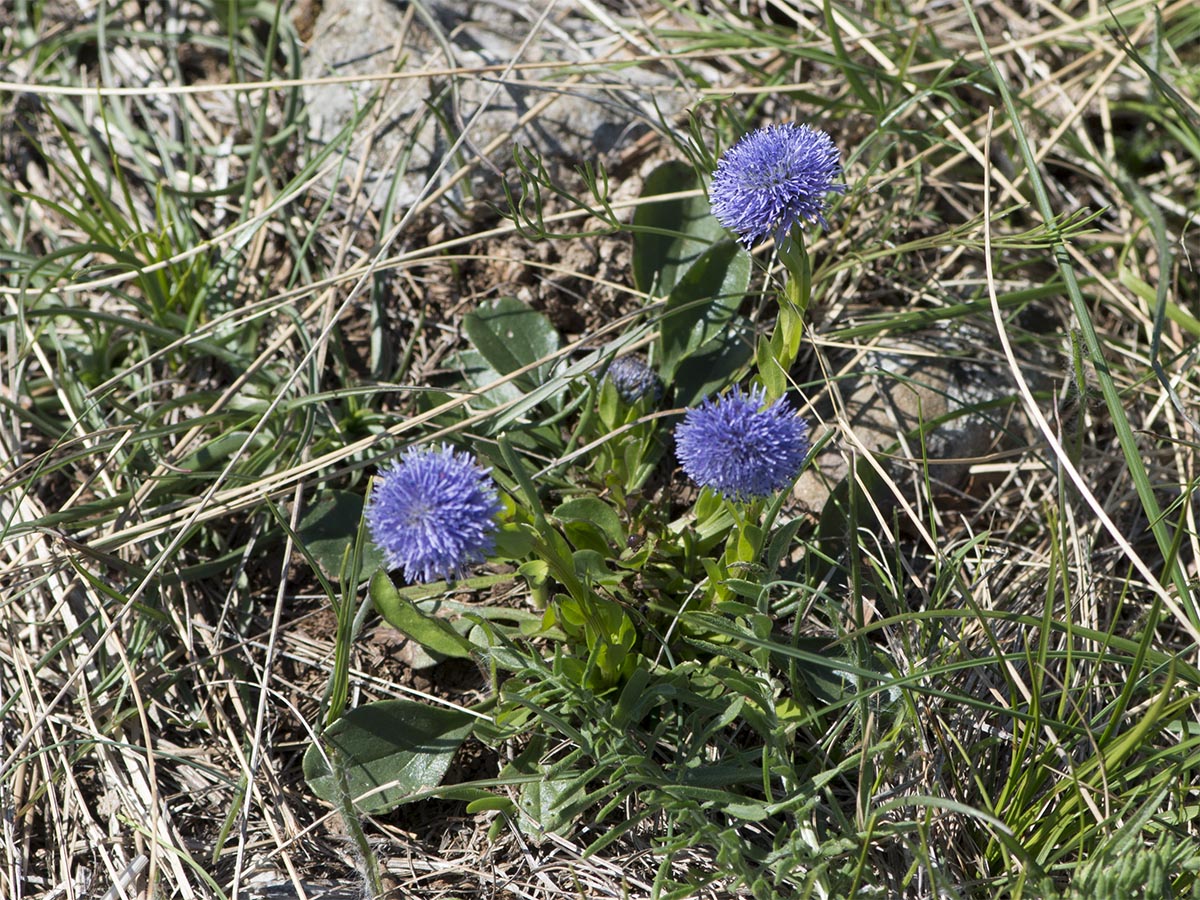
[2,0,1200,898]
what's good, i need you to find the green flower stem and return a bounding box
[328,743,384,899]
[698,497,770,603]
[500,434,629,675]
[725,499,766,568]
[758,232,811,400]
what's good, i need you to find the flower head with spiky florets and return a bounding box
[604,355,664,405]
[366,444,502,584]
[674,385,809,501]
[709,123,845,248]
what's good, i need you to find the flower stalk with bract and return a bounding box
[674,385,810,601]
[709,122,846,398]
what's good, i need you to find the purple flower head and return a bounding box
[710,123,845,247]
[604,355,664,405]
[674,385,809,500]
[366,444,502,584]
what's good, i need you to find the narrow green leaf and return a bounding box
[766,518,804,572]
[465,795,516,814]
[370,570,475,660]
[965,1,1195,625]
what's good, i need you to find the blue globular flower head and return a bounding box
[674,385,809,500]
[604,355,664,404]
[366,444,502,584]
[709,123,845,247]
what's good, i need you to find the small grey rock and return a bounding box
[794,329,1027,513]
[301,0,703,217]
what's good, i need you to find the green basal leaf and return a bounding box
[518,769,577,837]
[632,160,724,297]
[493,521,537,560]
[463,296,561,384]
[303,698,476,814]
[518,559,551,584]
[673,319,756,408]
[658,239,750,378]
[554,497,626,548]
[450,347,527,409]
[297,489,383,583]
[560,520,615,556]
[572,549,624,588]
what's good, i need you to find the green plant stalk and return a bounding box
[263,497,365,728]
[704,499,759,603]
[758,233,811,400]
[328,744,384,899]
[499,435,586,602]
[318,550,354,729]
[964,2,1195,627]
[324,532,377,729]
[211,776,248,865]
[724,499,765,570]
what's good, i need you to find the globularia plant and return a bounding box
[308,121,860,899]
[709,122,846,397]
